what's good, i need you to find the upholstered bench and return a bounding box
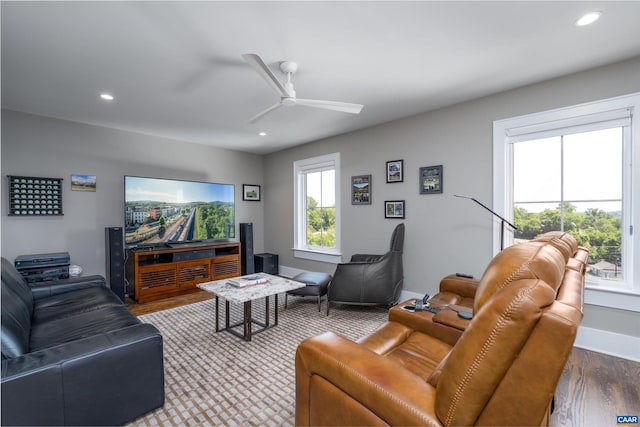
[285,272,332,312]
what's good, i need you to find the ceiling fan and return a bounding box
[242,53,364,124]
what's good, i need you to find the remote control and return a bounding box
[458,311,473,320]
[456,273,474,279]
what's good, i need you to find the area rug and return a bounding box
[128,297,388,426]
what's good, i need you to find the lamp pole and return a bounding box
[454,195,518,250]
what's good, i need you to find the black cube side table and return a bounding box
[254,253,278,275]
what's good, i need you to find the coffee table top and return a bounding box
[198,273,305,304]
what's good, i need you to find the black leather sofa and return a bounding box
[1,257,164,426]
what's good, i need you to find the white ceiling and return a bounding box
[2,2,640,155]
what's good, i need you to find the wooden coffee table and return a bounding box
[198,273,305,341]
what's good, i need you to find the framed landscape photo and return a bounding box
[419,165,443,194]
[351,175,371,205]
[386,160,403,183]
[242,184,261,201]
[71,174,96,192]
[385,200,405,219]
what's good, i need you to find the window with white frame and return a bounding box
[293,153,341,263]
[494,93,639,310]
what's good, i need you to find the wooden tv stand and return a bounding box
[126,241,241,303]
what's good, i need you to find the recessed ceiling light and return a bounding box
[576,11,601,27]
[259,132,267,136]
[100,93,114,101]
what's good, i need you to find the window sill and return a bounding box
[293,248,342,264]
[584,285,640,313]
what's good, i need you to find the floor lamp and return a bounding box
[454,194,518,250]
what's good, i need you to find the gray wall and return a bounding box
[1,110,264,276]
[264,56,640,337]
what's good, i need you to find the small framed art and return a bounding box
[385,200,405,219]
[243,184,261,201]
[71,174,96,192]
[386,160,403,183]
[419,165,443,194]
[351,175,371,205]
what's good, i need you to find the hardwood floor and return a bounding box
[127,290,213,316]
[552,347,640,427]
[129,293,640,425]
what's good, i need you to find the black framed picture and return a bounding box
[419,165,443,194]
[351,175,371,205]
[385,200,405,219]
[242,184,261,201]
[386,160,403,183]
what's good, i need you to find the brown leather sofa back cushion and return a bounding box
[473,242,565,314]
[532,231,579,261]
[435,278,556,426]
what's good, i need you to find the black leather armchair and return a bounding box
[327,223,404,314]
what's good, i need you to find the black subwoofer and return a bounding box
[105,227,126,301]
[255,253,278,275]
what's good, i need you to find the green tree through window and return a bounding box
[513,127,623,281]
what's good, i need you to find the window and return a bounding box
[494,93,640,311]
[513,128,624,285]
[293,153,341,263]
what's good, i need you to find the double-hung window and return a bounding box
[494,93,639,310]
[293,152,341,263]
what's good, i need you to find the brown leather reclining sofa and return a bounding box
[295,232,587,426]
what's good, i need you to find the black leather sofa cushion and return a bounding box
[33,286,124,323]
[30,274,108,299]
[1,258,34,310]
[30,305,141,352]
[1,280,32,358]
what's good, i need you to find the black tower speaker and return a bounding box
[105,227,126,301]
[240,222,255,275]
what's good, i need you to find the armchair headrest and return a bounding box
[389,223,404,252]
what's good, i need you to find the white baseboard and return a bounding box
[284,267,639,362]
[400,289,422,302]
[574,326,640,362]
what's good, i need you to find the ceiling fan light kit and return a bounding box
[242,53,364,123]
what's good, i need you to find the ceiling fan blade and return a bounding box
[295,98,364,114]
[248,102,283,124]
[242,53,290,98]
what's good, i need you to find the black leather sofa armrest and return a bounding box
[1,323,164,426]
[29,275,107,300]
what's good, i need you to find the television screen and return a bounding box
[124,176,235,247]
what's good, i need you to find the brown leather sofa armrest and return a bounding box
[432,309,471,331]
[389,304,463,346]
[295,332,442,426]
[439,274,480,298]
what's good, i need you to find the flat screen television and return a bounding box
[124,175,235,247]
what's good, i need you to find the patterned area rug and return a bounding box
[128,297,388,426]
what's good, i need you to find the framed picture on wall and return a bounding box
[243,184,261,201]
[386,160,403,183]
[71,174,96,192]
[385,200,405,219]
[351,175,371,205]
[419,165,443,194]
